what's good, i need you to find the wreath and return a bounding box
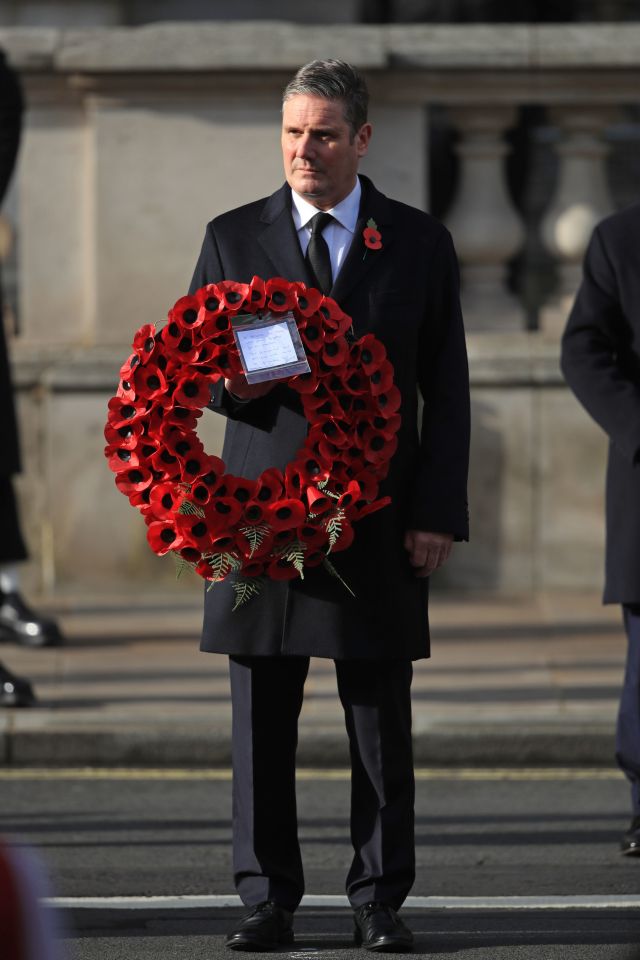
[104,276,401,609]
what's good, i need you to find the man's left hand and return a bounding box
[404,530,454,577]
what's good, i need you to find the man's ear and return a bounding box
[356,123,373,158]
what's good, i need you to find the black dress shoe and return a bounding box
[0,591,64,647]
[0,663,36,707]
[225,901,294,951]
[354,902,413,953]
[621,816,640,855]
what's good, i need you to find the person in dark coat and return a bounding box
[189,60,470,951]
[561,203,640,856]
[0,50,63,708]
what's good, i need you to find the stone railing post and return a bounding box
[444,106,525,331]
[539,107,614,337]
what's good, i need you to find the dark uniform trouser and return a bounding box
[617,604,640,814]
[229,655,415,912]
[0,476,28,564]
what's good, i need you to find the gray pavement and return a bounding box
[0,589,626,766]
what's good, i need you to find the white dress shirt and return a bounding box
[290,178,361,285]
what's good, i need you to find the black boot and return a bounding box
[0,662,36,707]
[0,590,64,647]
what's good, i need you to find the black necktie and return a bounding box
[305,212,334,294]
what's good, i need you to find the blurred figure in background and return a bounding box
[561,203,640,855]
[0,836,64,959]
[0,49,64,707]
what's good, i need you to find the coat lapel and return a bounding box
[330,175,394,307]
[257,183,314,285]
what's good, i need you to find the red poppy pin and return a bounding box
[362,218,382,259]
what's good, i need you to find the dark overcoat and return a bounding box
[561,202,640,605]
[0,50,23,478]
[189,175,470,659]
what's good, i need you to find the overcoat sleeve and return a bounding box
[410,229,470,540]
[561,225,640,464]
[188,221,281,433]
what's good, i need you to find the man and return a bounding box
[561,204,640,857]
[0,51,63,710]
[190,60,470,951]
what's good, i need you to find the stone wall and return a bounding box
[1,22,627,599]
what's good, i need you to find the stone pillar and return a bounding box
[539,107,614,338]
[445,106,525,332]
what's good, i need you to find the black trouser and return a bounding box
[617,604,640,815]
[0,475,27,564]
[229,654,415,912]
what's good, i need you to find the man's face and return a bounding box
[281,94,372,210]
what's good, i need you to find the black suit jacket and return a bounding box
[561,203,640,604]
[189,175,470,658]
[0,50,23,477]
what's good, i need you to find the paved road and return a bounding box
[2,767,640,958]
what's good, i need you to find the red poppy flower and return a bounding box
[321,337,349,368]
[362,428,398,465]
[132,363,168,401]
[300,314,324,353]
[209,497,243,528]
[255,468,285,506]
[304,549,325,567]
[148,482,184,520]
[147,520,184,556]
[104,420,144,449]
[337,480,362,511]
[363,219,382,250]
[240,501,267,526]
[266,277,297,312]
[161,322,200,363]
[374,384,402,416]
[116,374,137,402]
[350,495,391,521]
[159,405,203,433]
[290,355,319,395]
[248,275,267,310]
[318,297,352,336]
[267,499,306,531]
[106,444,140,474]
[209,533,239,554]
[305,486,333,516]
[169,295,204,332]
[369,359,394,396]
[175,514,214,551]
[297,522,329,549]
[107,396,148,430]
[173,375,211,410]
[352,334,387,374]
[114,465,153,497]
[194,283,224,315]
[128,486,153,510]
[201,313,232,342]
[285,457,330,497]
[216,280,250,312]
[370,411,401,440]
[294,286,323,317]
[132,324,158,360]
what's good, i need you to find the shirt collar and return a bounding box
[290,177,361,234]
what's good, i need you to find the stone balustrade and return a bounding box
[1,22,632,599]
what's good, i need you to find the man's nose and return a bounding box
[295,133,314,158]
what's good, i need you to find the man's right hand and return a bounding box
[224,376,275,401]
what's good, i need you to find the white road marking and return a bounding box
[0,767,624,781]
[45,894,640,910]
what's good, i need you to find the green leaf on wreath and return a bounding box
[281,540,306,578]
[322,557,356,598]
[203,551,241,586]
[232,577,264,611]
[177,499,205,518]
[173,553,196,581]
[325,509,346,552]
[239,522,270,558]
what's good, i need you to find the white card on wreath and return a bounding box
[232,311,310,384]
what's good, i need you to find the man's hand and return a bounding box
[404,530,454,577]
[224,376,275,401]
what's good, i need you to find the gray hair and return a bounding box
[282,59,369,139]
